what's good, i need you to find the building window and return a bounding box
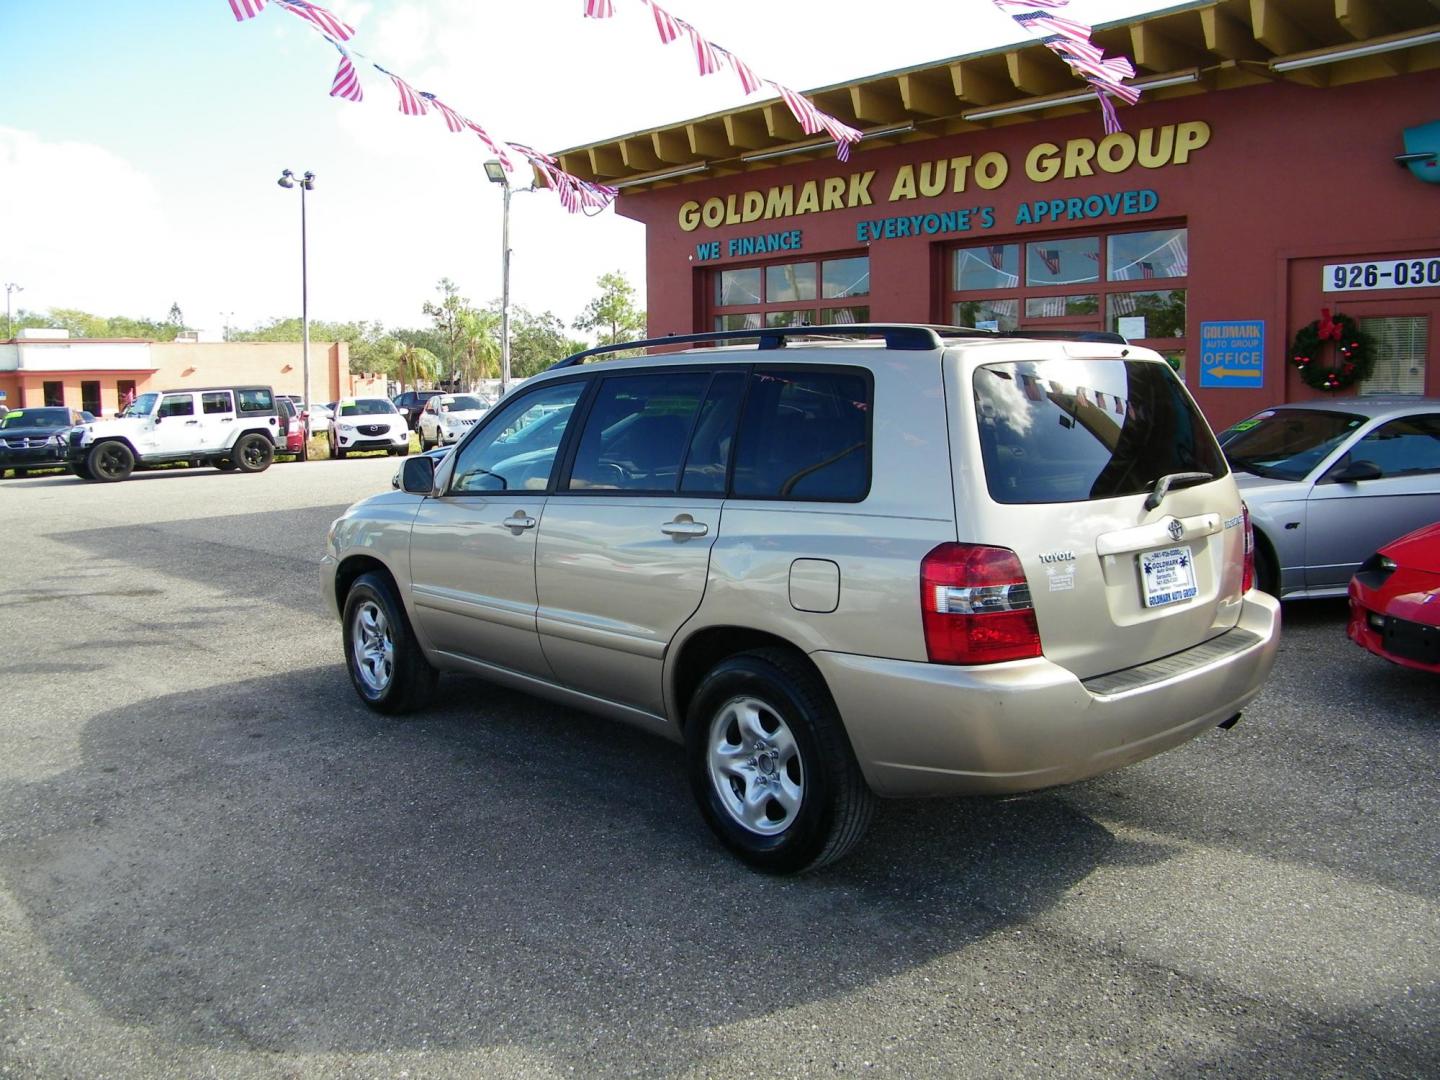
[1358,316,1428,395]
[949,227,1188,355]
[43,381,64,406]
[117,380,137,408]
[81,380,101,416]
[712,255,871,332]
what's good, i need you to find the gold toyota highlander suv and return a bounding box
[323,325,1280,872]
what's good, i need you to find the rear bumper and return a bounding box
[815,591,1281,798]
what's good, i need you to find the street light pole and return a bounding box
[484,161,534,399]
[277,170,315,417]
[4,283,22,340]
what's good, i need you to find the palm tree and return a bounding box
[456,309,500,390]
[388,338,439,395]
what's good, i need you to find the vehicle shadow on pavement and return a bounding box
[0,662,1146,1070]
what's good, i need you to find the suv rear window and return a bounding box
[973,359,1225,504]
[732,368,872,501]
[238,388,275,413]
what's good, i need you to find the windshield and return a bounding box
[338,399,397,416]
[1222,409,1366,480]
[122,393,159,418]
[442,396,484,413]
[0,408,69,429]
[973,358,1227,504]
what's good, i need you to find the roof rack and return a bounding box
[548,323,1128,370]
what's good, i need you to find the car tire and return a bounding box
[87,441,134,483]
[70,460,94,481]
[685,648,875,874]
[395,442,410,458]
[420,430,434,451]
[10,468,27,478]
[232,434,274,474]
[333,440,347,460]
[1255,538,1279,598]
[215,459,236,472]
[342,571,438,714]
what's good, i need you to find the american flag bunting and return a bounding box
[376,66,428,115]
[329,43,362,101]
[274,0,355,41]
[583,0,615,16]
[644,0,682,44]
[229,0,266,20]
[420,93,467,132]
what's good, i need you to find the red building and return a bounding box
[556,1,1440,428]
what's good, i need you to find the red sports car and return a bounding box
[1348,521,1440,674]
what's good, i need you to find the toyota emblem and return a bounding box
[1168,519,1184,542]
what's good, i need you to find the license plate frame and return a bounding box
[1140,545,1198,608]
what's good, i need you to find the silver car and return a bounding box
[324,325,1279,872]
[1220,398,1440,599]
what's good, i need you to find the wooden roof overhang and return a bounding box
[552,0,1440,190]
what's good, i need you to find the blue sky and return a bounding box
[2,0,1177,338]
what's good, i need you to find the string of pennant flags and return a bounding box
[227,0,1139,213]
[991,0,1139,133]
[226,0,620,213]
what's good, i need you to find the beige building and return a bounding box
[0,331,386,416]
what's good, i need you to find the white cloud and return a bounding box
[0,128,176,320]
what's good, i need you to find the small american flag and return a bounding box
[770,81,823,135]
[1140,261,1155,280]
[274,0,355,41]
[377,66,427,115]
[1039,249,1061,275]
[465,120,512,168]
[717,48,763,95]
[645,0,681,44]
[583,0,615,16]
[420,93,466,132]
[678,21,721,75]
[329,43,362,101]
[229,0,266,21]
[988,245,1006,269]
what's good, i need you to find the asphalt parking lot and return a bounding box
[0,460,1436,1078]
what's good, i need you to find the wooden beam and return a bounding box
[619,137,661,172]
[555,152,597,181]
[1129,22,1200,73]
[898,73,957,117]
[763,102,806,140]
[652,129,696,164]
[1006,50,1074,95]
[949,60,1010,104]
[1335,0,1395,41]
[1201,6,1268,60]
[723,112,771,151]
[849,82,908,124]
[587,145,624,178]
[687,122,731,159]
[1249,0,1314,57]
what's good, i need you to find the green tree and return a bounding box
[508,306,586,378]
[422,278,472,388]
[573,271,646,348]
[455,308,500,388]
[388,338,440,395]
[167,302,185,328]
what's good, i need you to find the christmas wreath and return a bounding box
[1290,307,1374,392]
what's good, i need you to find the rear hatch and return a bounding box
[950,343,1244,680]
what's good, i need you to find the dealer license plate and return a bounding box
[1140,545,1197,608]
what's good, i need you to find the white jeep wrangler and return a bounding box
[67,385,284,482]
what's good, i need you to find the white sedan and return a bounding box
[417,393,490,450]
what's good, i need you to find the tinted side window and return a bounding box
[973,359,1227,504]
[682,371,746,494]
[238,388,274,413]
[732,368,871,501]
[565,371,710,493]
[1353,414,1440,477]
[449,381,585,494]
[202,392,234,415]
[158,394,195,418]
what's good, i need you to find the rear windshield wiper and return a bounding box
[1144,471,1214,511]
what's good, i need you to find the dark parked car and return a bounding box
[392,389,443,430]
[0,407,89,476]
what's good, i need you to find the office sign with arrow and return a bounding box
[1199,320,1265,389]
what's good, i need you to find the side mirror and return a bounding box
[153,414,162,424]
[1329,459,1382,484]
[400,456,436,495]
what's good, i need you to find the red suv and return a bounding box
[277,397,307,460]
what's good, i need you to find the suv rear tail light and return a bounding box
[1241,504,1255,593]
[921,543,1041,664]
